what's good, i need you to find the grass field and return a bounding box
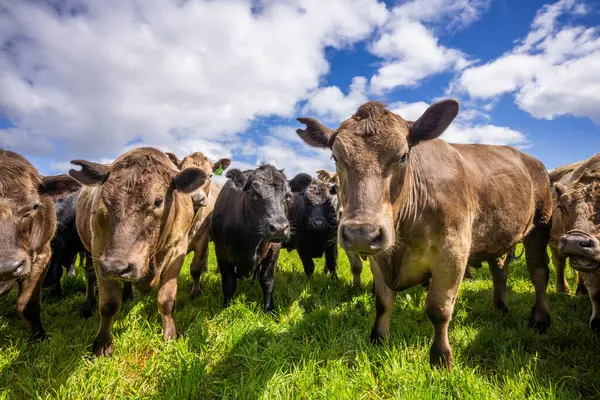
[1,245,600,399]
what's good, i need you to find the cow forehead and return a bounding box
[180,153,212,173]
[305,180,332,205]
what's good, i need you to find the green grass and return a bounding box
[1,245,600,399]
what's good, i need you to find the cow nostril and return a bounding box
[269,224,277,234]
[369,228,384,249]
[581,239,594,248]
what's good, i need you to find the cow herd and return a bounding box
[1,99,600,371]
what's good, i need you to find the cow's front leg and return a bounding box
[260,246,279,312]
[345,250,363,289]
[582,272,600,334]
[298,251,315,277]
[190,229,210,298]
[369,260,396,343]
[217,256,237,308]
[157,252,186,341]
[17,252,50,342]
[80,252,97,319]
[92,276,121,356]
[325,245,338,280]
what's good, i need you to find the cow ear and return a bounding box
[173,168,207,194]
[289,173,312,193]
[408,100,459,146]
[213,158,231,172]
[329,183,337,196]
[165,152,181,168]
[69,160,110,185]
[39,174,81,198]
[554,182,568,198]
[225,169,247,189]
[296,118,336,148]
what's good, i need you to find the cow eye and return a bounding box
[154,197,164,208]
[331,154,337,163]
[400,153,408,163]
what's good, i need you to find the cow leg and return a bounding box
[488,255,509,312]
[93,276,121,356]
[299,251,315,277]
[463,265,473,280]
[346,250,363,289]
[426,260,464,371]
[369,261,396,343]
[218,258,237,308]
[80,253,97,319]
[122,283,134,303]
[325,245,338,280]
[157,253,186,342]
[259,247,279,313]
[576,272,588,295]
[551,246,570,294]
[582,272,600,334]
[17,255,50,342]
[523,225,551,333]
[190,230,210,298]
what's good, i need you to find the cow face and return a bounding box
[69,148,206,281]
[0,150,81,280]
[296,100,459,255]
[556,168,600,272]
[228,164,291,242]
[166,152,230,211]
[303,179,337,232]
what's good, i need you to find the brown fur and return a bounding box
[0,150,80,340]
[166,151,230,298]
[73,147,203,356]
[550,153,600,333]
[297,101,553,370]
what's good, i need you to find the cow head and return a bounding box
[556,163,600,272]
[226,164,291,242]
[0,150,81,280]
[166,151,230,211]
[69,148,207,281]
[297,100,459,255]
[303,179,337,232]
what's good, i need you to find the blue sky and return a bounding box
[1,0,599,177]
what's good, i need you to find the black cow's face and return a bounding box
[243,165,292,242]
[304,179,337,232]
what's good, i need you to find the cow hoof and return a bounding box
[529,311,551,334]
[369,329,387,345]
[556,283,570,294]
[263,304,275,313]
[576,284,588,296]
[163,329,178,342]
[429,345,453,371]
[80,303,95,319]
[92,340,113,357]
[493,302,510,314]
[330,272,339,281]
[590,318,600,335]
[29,329,48,343]
[190,286,202,299]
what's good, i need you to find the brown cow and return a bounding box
[553,153,600,333]
[549,160,587,294]
[0,150,80,340]
[69,147,207,356]
[297,100,552,370]
[316,169,365,288]
[165,152,231,297]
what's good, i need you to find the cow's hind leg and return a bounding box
[551,246,570,294]
[523,224,551,333]
[369,261,396,343]
[488,255,509,312]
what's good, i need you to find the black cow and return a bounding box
[43,191,89,298]
[284,176,338,278]
[211,164,291,312]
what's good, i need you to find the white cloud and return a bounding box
[390,101,528,146]
[303,76,368,122]
[0,0,387,171]
[457,0,600,123]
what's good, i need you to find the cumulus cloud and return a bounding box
[457,0,600,123]
[303,76,368,122]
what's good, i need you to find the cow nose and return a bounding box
[340,223,384,254]
[100,259,134,278]
[268,220,290,238]
[309,218,326,230]
[194,193,207,207]
[0,258,26,277]
[559,232,598,255]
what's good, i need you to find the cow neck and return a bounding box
[394,156,428,236]
[239,192,264,251]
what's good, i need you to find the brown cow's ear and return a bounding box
[39,174,81,198]
[213,158,231,172]
[554,182,568,198]
[296,118,336,148]
[165,152,181,168]
[173,168,207,194]
[408,100,459,146]
[69,160,110,185]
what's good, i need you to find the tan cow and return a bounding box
[553,153,600,334]
[165,152,231,297]
[316,169,365,288]
[0,150,80,340]
[69,147,207,356]
[297,101,552,370]
[549,160,587,294]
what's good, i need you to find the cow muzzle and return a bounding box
[0,251,29,280]
[339,221,387,255]
[559,231,600,272]
[307,217,327,231]
[99,255,140,280]
[265,218,291,243]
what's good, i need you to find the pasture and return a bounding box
[1,245,600,399]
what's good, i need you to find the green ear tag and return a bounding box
[214,165,224,176]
